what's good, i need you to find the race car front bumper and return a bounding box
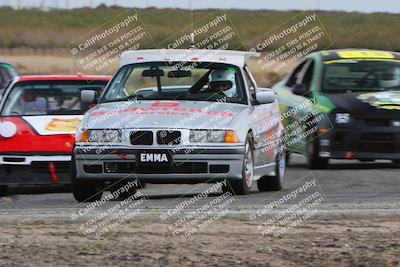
[0,154,71,185]
[317,125,400,160]
[74,146,246,183]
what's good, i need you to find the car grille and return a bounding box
[103,161,207,174]
[358,133,397,153]
[31,162,70,172]
[364,119,391,127]
[156,130,181,145]
[2,157,25,163]
[130,131,153,145]
[83,164,102,173]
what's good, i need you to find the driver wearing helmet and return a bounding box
[209,69,236,96]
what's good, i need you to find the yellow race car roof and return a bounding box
[319,49,400,62]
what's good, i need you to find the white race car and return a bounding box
[72,49,286,201]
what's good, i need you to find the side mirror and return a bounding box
[292,84,309,96]
[81,90,98,104]
[256,91,276,104]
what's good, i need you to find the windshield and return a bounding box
[101,62,247,104]
[1,81,107,116]
[322,60,400,92]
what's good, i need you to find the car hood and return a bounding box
[319,90,400,118]
[23,115,83,135]
[83,100,247,129]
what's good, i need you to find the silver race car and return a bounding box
[72,49,285,201]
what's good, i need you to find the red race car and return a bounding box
[0,75,111,195]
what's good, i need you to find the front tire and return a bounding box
[306,137,328,169]
[223,136,254,195]
[71,155,104,202]
[285,152,291,166]
[257,150,286,191]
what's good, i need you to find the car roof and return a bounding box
[16,75,111,82]
[0,62,15,67]
[315,49,400,62]
[121,49,261,68]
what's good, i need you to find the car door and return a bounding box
[244,67,277,166]
[273,58,316,153]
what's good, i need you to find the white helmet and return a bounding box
[380,67,400,88]
[209,69,236,96]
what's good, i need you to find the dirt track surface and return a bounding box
[0,217,399,267]
[0,155,399,266]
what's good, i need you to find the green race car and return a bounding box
[273,49,400,169]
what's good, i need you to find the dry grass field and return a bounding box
[1,7,398,87]
[0,7,399,51]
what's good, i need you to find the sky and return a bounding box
[2,0,400,13]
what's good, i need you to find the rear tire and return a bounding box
[222,135,254,195]
[71,155,104,202]
[257,150,286,192]
[306,137,328,169]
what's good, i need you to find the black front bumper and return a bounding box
[0,162,71,186]
[319,124,400,160]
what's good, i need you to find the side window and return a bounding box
[300,60,315,89]
[286,60,307,87]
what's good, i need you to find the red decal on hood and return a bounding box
[89,102,235,118]
[151,102,180,108]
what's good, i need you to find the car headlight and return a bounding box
[0,121,17,138]
[189,130,239,143]
[189,130,208,143]
[84,129,122,143]
[335,113,350,124]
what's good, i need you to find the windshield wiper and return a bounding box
[100,95,139,103]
